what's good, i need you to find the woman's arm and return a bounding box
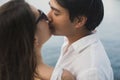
[34,45,75,80]
[35,63,75,80]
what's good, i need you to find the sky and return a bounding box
[0,0,50,14]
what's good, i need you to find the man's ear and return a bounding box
[74,16,87,28]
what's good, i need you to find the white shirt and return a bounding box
[50,33,113,80]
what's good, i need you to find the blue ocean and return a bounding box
[0,0,120,80]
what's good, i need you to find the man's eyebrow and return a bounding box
[49,2,60,12]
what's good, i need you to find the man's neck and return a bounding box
[66,30,91,46]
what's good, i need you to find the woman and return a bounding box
[0,0,75,80]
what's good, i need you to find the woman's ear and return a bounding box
[34,35,39,46]
[75,16,87,28]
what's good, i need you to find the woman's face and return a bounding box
[31,6,51,47]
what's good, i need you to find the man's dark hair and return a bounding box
[56,0,104,31]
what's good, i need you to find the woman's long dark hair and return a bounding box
[0,0,38,80]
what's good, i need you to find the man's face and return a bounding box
[48,0,76,36]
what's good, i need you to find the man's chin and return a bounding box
[51,32,64,36]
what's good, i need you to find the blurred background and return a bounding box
[0,0,120,80]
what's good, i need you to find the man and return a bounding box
[48,0,114,80]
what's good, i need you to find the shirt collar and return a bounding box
[64,33,99,54]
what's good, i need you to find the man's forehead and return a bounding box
[49,0,67,13]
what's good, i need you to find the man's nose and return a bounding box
[47,10,52,22]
